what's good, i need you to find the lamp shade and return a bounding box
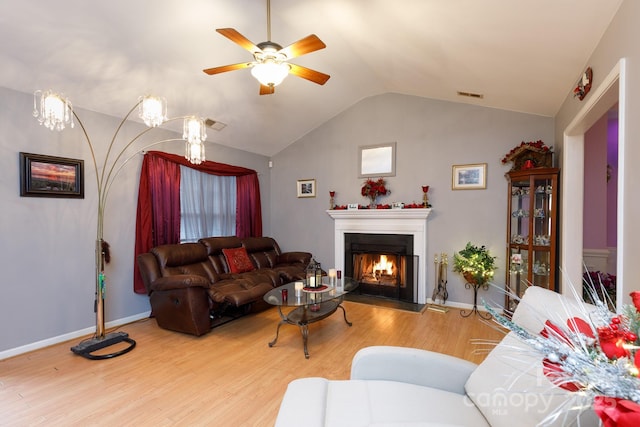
[183,116,207,164]
[251,60,290,87]
[138,95,167,128]
[33,90,74,131]
[183,116,207,144]
[185,140,205,165]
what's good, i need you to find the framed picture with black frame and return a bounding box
[20,152,84,198]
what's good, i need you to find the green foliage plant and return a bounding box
[453,242,497,285]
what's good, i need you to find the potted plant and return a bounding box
[453,242,497,285]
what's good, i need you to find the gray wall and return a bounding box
[0,86,270,354]
[554,0,640,300]
[270,93,554,309]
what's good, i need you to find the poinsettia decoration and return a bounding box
[361,178,390,206]
[487,282,640,427]
[501,140,552,164]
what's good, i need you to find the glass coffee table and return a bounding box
[263,277,358,359]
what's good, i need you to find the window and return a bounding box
[179,166,236,242]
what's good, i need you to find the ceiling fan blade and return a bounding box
[216,28,261,53]
[288,63,330,85]
[279,34,326,59]
[203,62,252,75]
[259,84,275,95]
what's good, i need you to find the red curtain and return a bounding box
[133,150,262,294]
[236,174,263,238]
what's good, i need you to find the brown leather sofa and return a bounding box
[137,236,311,336]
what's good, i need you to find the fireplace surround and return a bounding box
[326,209,432,304]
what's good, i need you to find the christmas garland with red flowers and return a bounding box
[485,281,640,426]
[331,178,432,210]
[501,140,552,164]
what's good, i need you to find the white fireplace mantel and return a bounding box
[326,208,432,304]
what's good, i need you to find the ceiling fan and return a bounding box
[203,0,330,95]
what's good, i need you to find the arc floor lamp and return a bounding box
[33,90,207,359]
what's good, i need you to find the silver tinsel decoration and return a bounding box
[485,276,640,420]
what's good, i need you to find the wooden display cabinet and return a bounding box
[505,168,559,313]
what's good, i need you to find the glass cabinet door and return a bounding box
[509,178,530,250]
[505,168,559,313]
[531,176,554,288]
[508,247,528,312]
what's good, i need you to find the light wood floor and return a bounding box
[0,301,505,426]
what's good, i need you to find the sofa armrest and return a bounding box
[276,251,311,265]
[275,378,328,427]
[150,274,210,292]
[350,346,477,395]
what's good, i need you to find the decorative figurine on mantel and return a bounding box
[422,185,431,208]
[501,140,553,171]
[329,191,336,209]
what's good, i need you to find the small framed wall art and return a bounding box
[297,179,316,198]
[20,152,84,198]
[452,163,487,190]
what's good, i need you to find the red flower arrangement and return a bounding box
[361,178,390,206]
[539,295,640,426]
[489,284,640,426]
[501,140,552,164]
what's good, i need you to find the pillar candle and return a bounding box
[328,268,337,286]
[295,281,303,296]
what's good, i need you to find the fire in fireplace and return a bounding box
[357,254,395,285]
[344,233,417,303]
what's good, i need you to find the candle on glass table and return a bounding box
[308,276,315,288]
[328,268,337,286]
[294,281,303,296]
[336,270,343,292]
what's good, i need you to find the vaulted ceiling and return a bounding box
[0,0,623,156]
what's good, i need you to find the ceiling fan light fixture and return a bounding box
[251,60,290,87]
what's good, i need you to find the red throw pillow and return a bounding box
[222,247,255,274]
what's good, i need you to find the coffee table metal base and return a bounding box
[268,300,352,359]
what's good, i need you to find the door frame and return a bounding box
[561,58,625,308]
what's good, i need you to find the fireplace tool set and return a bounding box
[428,253,449,313]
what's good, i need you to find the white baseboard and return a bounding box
[426,299,491,313]
[0,311,151,361]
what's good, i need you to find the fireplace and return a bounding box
[326,208,432,304]
[345,233,417,303]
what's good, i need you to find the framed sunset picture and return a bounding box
[20,152,84,198]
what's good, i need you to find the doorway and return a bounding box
[582,106,618,306]
[561,59,625,309]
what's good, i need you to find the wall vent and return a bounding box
[457,91,484,99]
[205,118,227,131]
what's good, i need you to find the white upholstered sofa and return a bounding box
[274,286,600,426]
